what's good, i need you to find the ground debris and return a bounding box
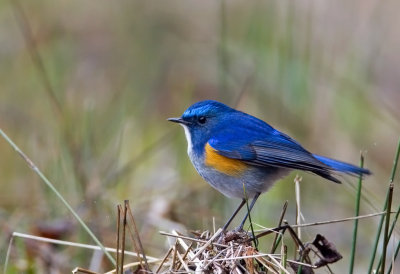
[289,234,343,274]
[310,234,343,267]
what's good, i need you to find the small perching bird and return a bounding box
[168,100,370,230]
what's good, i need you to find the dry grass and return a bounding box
[4,199,397,273]
[70,200,354,274]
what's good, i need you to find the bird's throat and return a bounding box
[180,124,193,156]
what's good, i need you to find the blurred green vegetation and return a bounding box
[0,0,399,272]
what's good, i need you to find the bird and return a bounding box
[168,100,371,230]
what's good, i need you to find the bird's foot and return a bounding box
[233,225,245,233]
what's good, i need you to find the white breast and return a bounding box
[181,124,193,156]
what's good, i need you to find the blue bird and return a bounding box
[168,100,370,230]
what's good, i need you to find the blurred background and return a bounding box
[0,0,399,272]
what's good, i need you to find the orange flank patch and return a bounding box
[204,143,247,176]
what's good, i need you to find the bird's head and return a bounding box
[168,100,234,154]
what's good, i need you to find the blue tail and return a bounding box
[313,154,371,176]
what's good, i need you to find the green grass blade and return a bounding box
[281,244,287,274]
[0,129,116,266]
[381,182,394,273]
[3,234,14,273]
[367,137,400,273]
[384,201,400,273]
[243,183,259,249]
[296,253,304,274]
[387,235,400,274]
[269,201,288,256]
[272,234,283,253]
[349,155,364,274]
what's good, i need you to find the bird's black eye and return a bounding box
[198,116,206,124]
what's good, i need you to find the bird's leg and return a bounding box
[237,192,261,231]
[222,199,246,231]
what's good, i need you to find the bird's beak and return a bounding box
[167,117,190,125]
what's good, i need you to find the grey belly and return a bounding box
[190,155,289,198]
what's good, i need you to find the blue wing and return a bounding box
[208,118,369,183]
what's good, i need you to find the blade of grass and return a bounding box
[3,234,14,273]
[116,206,121,274]
[155,247,173,273]
[72,267,99,274]
[120,204,127,272]
[281,245,287,274]
[387,236,399,274]
[367,137,400,273]
[126,201,149,269]
[269,201,288,254]
[285,222,306,274]
[384,200,400,273]
[243,183,258,249]
[9,232,158,259]
[381,182,394,273]
[11,0,63,116]
[254,211,388,241]
[272,234,284,254]
[170,240,178,271]
[349,155,364,274]
[267,203,288,274]
[0,129,116,266]
[294,175,302,240]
